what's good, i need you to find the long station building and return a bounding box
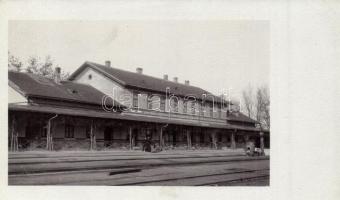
[8,61,269,151]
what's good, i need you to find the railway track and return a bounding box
[8,151,269,186]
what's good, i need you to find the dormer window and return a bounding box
[67,88,78,94]
[88,74,92,80]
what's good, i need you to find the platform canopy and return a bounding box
[9,104,261,132]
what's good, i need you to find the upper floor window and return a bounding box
[65,124,75,138]
[171,98,178,113]
[209,103,214,117]
[218,106,222,118]
[183,101,187,114]
[160,96,165,111]
[200,102,205,116]
[132,92,138,108]
[191,101,196,115]
[147,94,153,110]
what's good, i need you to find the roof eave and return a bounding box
[69,61,126,86]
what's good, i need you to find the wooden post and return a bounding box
[93,134,96,150]
[260,131,265,155]
[46,114,58,151]
[10,116,19,152]
[129,126,132,150]
[46,120,51,150]
[132,127,136,148]
[90,120,94,151]
[159,128,162,149]
[10,116,15,152]
[211,131,217,149]
[186,130,192,149]
[230,131,236,149]
[14,132,18,151]
[160,124,168,150]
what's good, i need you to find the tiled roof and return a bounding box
[8,71,118,107]
[227,112,257,123]
[69,61,225,103]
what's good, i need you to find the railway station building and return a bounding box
[8,61,270,151]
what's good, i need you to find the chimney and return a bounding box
[136,67,143,74]
[163,74,168,80]
[185,80,190,85]
[105,60,111,67]
[54,67,61,84]
[173,77,178,83]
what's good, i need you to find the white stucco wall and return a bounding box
[74,67,132,107]
[72,67,222,120]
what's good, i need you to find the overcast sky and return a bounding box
[9,20,269,100]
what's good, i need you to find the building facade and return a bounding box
[8,61,269,151]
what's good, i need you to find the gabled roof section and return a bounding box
[69,61,225,103]
[8,71,119,107]
[227,112,257,123]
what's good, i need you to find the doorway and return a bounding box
[172,131,177,146]
[131,128,138,147]
[104,127,112,147]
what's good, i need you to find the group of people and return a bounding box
[142,134,153,152]
[245,143,265,156]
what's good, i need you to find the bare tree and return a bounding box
[241,84,270,129]
[242,84,255,119]
[256,86,270,129]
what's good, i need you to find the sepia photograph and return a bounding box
[7,20,270,186]
[2,1,340,200]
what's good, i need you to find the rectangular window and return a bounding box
[160,96,165,111]
[65,124,74,138]
[173,99,178,112]
[191,101,196,115]
[218,106,221,118]
[147,94,152,110]
[41,126,47,138]
[209,103,214,117]
[218,133,222,142]
[200,132,205,143]
[85,125,91,138]
[132,92,138,108]
[200,103,205,116]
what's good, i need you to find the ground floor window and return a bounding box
[65,124,75,138]
[85,125,91,138]
[218,133,222,142]
[41,126,47,138]
[199,132,205,143]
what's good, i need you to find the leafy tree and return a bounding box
[8,52,69,80]
[26,56,40,75]
[38,56,54,78]
[8,52,23,72]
